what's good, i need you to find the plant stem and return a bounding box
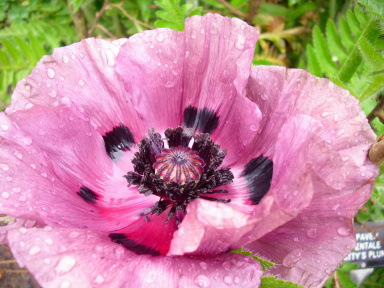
[216,0,246,19]
[88,0,110,36]
[67,0,88,39]
[246,0,261,25]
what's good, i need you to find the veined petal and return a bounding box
[5,225,263,288]
[7,38,146,140]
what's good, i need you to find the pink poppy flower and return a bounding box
[0,13,378,288]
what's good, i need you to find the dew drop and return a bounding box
[114,246,125,258]
[325,268,332,275]
[25,103,34,110]
[60,280,72,288]
[19,241,25,247]
[199,262,207,270]
[12,187,21,193]
[41,172,48,178]
[69,231,80,238]
[94,275,104,284]
[333,115,340,122]
[19,227,27,234]
[45,238,54,245]
[282,249,302,268]
[29,245,41,255]
[6,176,13,182]
[235,35,245,50]
[200,28,205,34]
[224,275,233,285]
[164,81,175,88]
[63,55,70,63]
[156,33,165,42]
[47,68,56,79]
[1,124,9,131]
[234,276,240,284]
[222,261,231,270]
[194,275,210,288]
[361,172,366,177]
[0,164,10,171]
[191,30,197,39]
[49,90,57,98]
[55,256,77,274]
[337,227,350,237]
[44,258,51,264]
[13,150,22,160]
[250,125,257,131]
[23,137,33,145]
[1,192,9,199]
[293,237,299,242]
[321,112,330,117]
[30,164,36,170]
[78,80,85,86]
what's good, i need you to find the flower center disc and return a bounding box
[153,146,204,183]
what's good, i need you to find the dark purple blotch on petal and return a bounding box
[109,233,160,256]
[182,105,219,134]
[241,156,273,205]
[103,123,135,159]
[77,186,99,204]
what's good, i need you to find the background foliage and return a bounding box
[0,0,383,287]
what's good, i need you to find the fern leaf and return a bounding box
[14,36,37,65]
[359,37,384,71]
[354,5,368,26]
[155,0,200,31]
[346,10,362,37]
[337,17,380,83]
[1,39,23,66]
[306,44,322,77]
[339,17,355,50]
[326,19,347,63]
[312,26,338,75]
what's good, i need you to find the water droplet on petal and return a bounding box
[55,256,76,274]
[235,35,245,50]
[29,246,41,255]
[306,228,317,239]
[6,176,13,182]
[194,275,210,288]
[224,275,233,285]
[45,238,54,245]
[12,187,21,193]
[94,275,104,284]
[1,124,9,131]
[69,231,80,238]
[222,261,231,270]
[0,164,9,171]
[200,28,205,34]
[250,125,257,131]
[63,55,70,63]
[337,227,350,237]
[199,262,207,270]
[191,30,197,39]
[164,81,175,88]
[23,137,33,145]
[321,112,330,117]
[282,249,302,268]
[2,192,9,199]
[49,90,57,98]
[234,276,240,284]
[293,237,299,242]
[78,80,84,86]
[325,268,332,275]
[47,68,56,79]
[156,33,164,42]
[60,280,72,288]
[25,103,34,110]
[44,258,51,264]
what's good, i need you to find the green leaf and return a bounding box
[339,16,355,50]
[260,276,305,288]
[336,270,358,288]
[306,44,322,77]
[346,10,362,37]
[155,0,200,31]
[231,248,275,271]
[326,19,347,62]
[258,3,290,17]
[359,37,384,71]
[360,267,384,287]
[312,26,338,75]
[1,39,22,65]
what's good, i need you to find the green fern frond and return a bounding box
[306,4,384,100]
[154,0,202,31]
[0,19,78,108]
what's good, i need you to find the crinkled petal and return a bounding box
[7,38,146,139]
[0,106,155,231]
[115,14,261,163]
[5,225,263,288]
